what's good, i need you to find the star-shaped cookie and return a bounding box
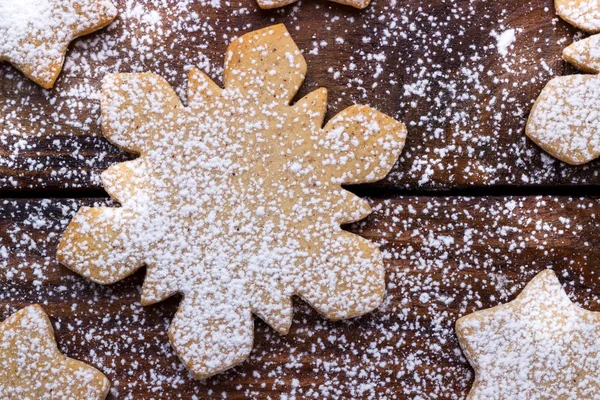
[0,305,110,399]
[0,0,117,88]
[563,33,600,73]
[456,270,600,399]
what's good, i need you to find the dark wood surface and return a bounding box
[1,0,600,399]
[1,197,599,399]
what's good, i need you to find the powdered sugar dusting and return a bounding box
[527,74,600,164]
[556,0,600,33]
[57,24,406,379]
[0,305,110,399]
[2,1,599,190]
[492,29,516,57]
[2,196,599,398]
[0,0,117,88]
[457,270,600,398]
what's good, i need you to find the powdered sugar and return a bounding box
[0,305,110,399]
[57,24,406,380]
[556,0,600,33]
[0,0,51,38]
[527,71,600,165]
[0,0,117,88]
[457,270,600,399]
[492,29,516,57]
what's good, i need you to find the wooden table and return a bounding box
[1,0,599,399]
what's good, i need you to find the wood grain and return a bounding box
[1,0,599,191]
[1,196,598,399]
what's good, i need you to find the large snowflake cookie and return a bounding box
[256,0,369,9]
[456,270,600,399]
[526,1,600,165]
[0,0,117,88]
[57,24,407,379]
[0,305,110,399]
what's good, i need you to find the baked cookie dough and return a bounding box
[58,24,407,379]
[0,305,110,399]
[257,0,370,9]
[526,74,600,164]
[0,0,117,88]
[563,33,600,73]
[555,0,600,33]
[456,270,600,399]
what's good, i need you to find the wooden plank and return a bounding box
[1,0,599,191]
[1,196,598,399]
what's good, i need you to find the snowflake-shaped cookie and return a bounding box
[456,270,600,399]
[256,0,369,9]
[0,0,117,88]
[0,305,110,399]
[57,24,407,379]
